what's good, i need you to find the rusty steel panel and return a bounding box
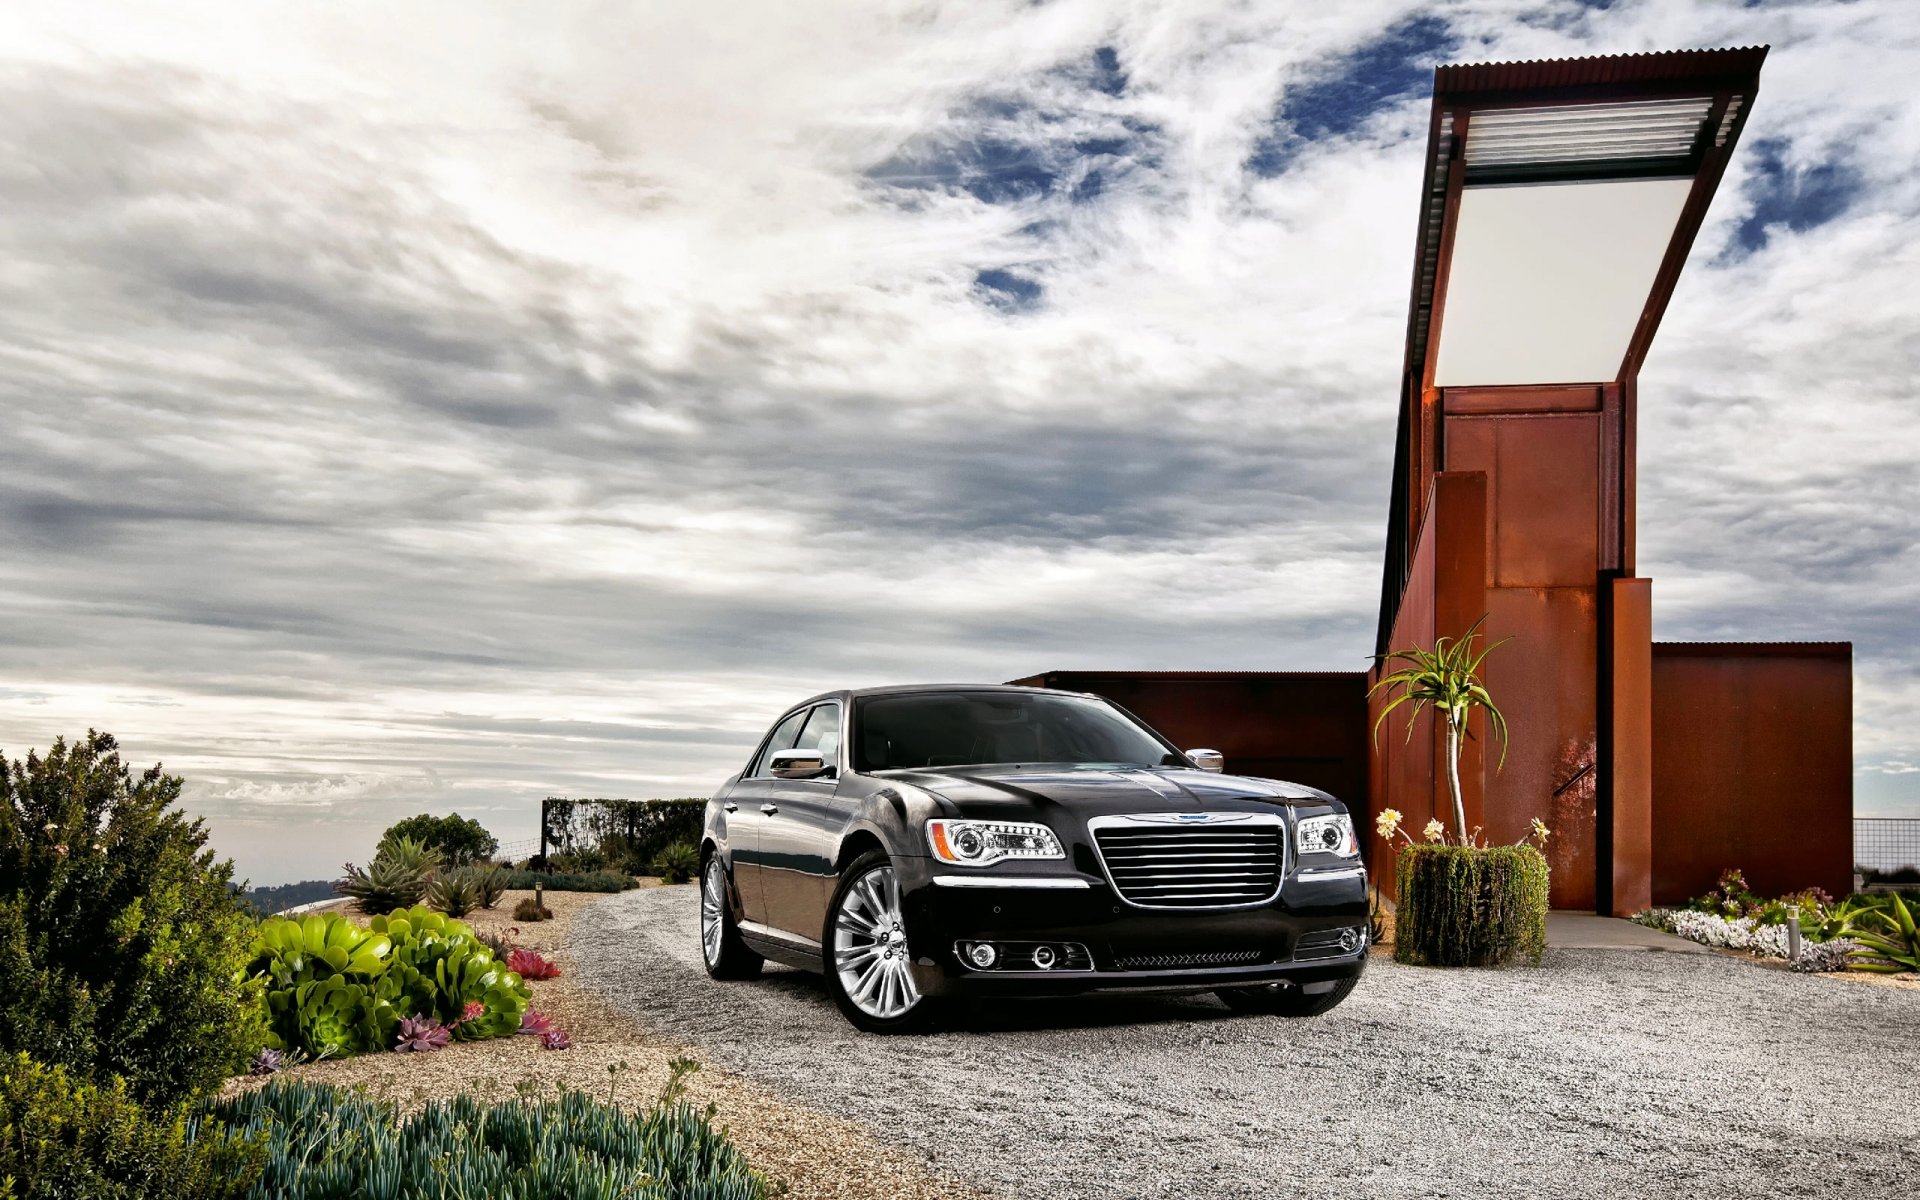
[1433,47,1769,100]
[1480,586,1599,910]
[1605,578,1654,917]
[1651,644,1853,903]
[1444,412,1601,589]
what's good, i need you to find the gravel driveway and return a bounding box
[572,885,1920,1199]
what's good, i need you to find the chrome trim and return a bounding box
[1088,813,1287,911]
[929,874,1091,889]
[1295,865,1368,881]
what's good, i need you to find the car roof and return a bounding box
[783,683,1088,711]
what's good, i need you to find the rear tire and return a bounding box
[823,850,945,1034]
[1217,974,1359,1017]
[700,856,763,980]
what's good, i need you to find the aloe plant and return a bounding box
[1842,892,1920,973]
[1369,613,1512,844]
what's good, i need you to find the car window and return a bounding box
[749,707,812,777]
[854,692,1176,772]
[794,702,841,764]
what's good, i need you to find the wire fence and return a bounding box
[1855,819,1920,884]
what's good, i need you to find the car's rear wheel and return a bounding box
[824,850,943,1033]
[700,856,763,980]
[1217,974,1359,1017]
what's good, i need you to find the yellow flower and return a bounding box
[1375,809,1403,840]
[1423,819,1445,843]
[1531,817,1551,843]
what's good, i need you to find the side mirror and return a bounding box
[770,748,831,779]
[1186,749,1225,773]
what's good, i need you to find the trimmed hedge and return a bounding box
[209,1078,770,1200]
[502,870,636,893]
[0,1053,262,1200]
[1394,843,1549,968]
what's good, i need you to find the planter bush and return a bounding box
[208,1078,770,1200]
[0,1052,262,1200]
[0,732,264,1108]
[1394,843,1548,968]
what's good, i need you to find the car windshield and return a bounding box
[853,692,1177,772]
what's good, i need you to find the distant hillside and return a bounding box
[238,879,338,916]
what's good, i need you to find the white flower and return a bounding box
[1375,809,1403,840]
[1422,819,1445,843]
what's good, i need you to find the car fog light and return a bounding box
[966,942,998,969]
[1031,945,1057,970]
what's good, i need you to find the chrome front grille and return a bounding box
[1089,814,1286,909]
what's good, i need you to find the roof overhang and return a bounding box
[1403,47,1768,391]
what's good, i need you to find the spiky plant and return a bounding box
[339,834,440,911]
[1370,614,1512,845]
[1842,892,1920,973]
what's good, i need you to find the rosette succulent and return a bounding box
[394,1015,452,1052]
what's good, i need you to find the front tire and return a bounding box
[823,850,944,1033]
[700,856,763,980]
[1217,974,1359,1017]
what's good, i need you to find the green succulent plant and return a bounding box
[425,867,485,917]
[1842,892,1920,973]
[338,835,440,911]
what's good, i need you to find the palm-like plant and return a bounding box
[1369,614,1511,845]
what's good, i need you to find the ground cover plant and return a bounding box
[208,1076,769,1200]
[1631,869,1920,974]
[0,732,263,1109]
[503,868,636,893]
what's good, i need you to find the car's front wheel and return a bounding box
[700,856,763,980]
[823,850,944,1033]
[1216,974,1359,1017]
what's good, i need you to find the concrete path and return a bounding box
[1547,911,1712,953]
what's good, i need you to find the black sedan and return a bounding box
[698,684,1369,1032]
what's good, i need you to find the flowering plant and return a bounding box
[1375,808,1547,851]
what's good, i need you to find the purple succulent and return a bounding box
[518,1010,555,1037]
[249,1048,288,1076]
[540,1029,571,1051]
[394,1014,452,1052]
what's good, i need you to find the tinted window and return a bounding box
[794,703,841,763]
[854,692,1174,772]
[750,708,811,776]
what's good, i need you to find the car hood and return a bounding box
[880,764,1335,818]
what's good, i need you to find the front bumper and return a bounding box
[897,856,1370,998]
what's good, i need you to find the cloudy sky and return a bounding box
[2,0,1915,884]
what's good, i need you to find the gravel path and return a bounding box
[572,885,1920,1199]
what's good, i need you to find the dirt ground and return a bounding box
[229,886,988,1200]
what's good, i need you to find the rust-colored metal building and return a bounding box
[1020,49,1855,913]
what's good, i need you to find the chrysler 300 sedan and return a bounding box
[698,684,1369,1032]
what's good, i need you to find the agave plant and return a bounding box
[1369,613,1512,844]
[394,1014,452,1052]
[1842,892,1920,973]
[470,864,509,909]
[425,866,485,917]
[339,835,441,911]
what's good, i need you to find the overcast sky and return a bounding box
[2,0,1916,884]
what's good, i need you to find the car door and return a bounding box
[732,705,810,927]
[758,701,848,945]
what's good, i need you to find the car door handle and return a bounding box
[723,802,738,813]
[760,803,779,815]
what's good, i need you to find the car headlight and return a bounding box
[1296,813,1359,858]
[926,820,1064,866]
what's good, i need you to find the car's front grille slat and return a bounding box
[1091,816,1285,910]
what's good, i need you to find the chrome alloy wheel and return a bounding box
[832,863,921,1020]
[700,858,726,967]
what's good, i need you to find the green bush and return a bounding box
[208,1078,769,1200]
[543,798,706,876]
[1394,843,1548,968]
[248,908,528,1059]
[378,813,498,868]
[0,732,264,1108]
[0,1053,262,1200]
[655,841,700,885]
[337,835,439,912]
[502,869,635,893]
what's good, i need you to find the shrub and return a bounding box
[337,835,439,911]
[502,869,635,893]
[0,732,264,1108]
[207,1078,770,1200]
[0,1052,262,1200]
[248,908,529,1060]
[656,840,700,884]
[512,896,553,922]
[378,813,498,868]
[542,797,706,876]
[1393,843,1548,968]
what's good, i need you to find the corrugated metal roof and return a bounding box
[1434,47,1769,95]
